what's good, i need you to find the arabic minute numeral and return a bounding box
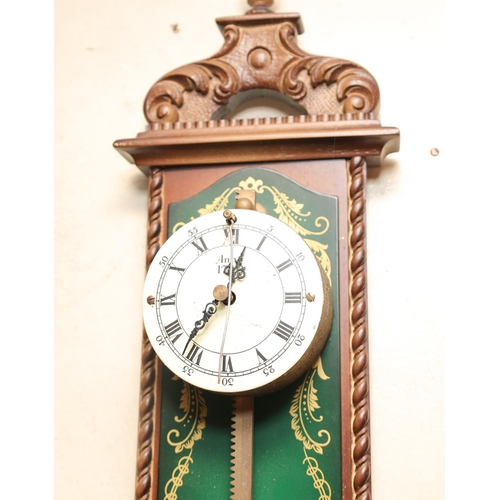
[156,335,166,347]
[295,335,306,346]
[182,366,194,376]
[263,366,275,377]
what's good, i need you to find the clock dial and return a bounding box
[143,208,332,395]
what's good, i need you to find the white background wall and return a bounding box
[17,0,494,498]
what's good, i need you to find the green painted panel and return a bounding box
[157,166,341,500]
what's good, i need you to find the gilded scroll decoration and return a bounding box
[166,378,207,453]
[164,377,207,500]
[290,357,333,499]
[290,357,331,454]
[198,187,240,216]
[302,452,333,500]
[164,451,193,500]
[266,185,329,236]
[304,239,331,283]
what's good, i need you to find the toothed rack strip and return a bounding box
[230,396,254,500]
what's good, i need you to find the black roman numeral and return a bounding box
[164,319,183,344]
[255,349,267,364]
[221,355,234,372]
[273,320,294,341]
[185,344,203,365]
[169,266,185,274]
[191,237,208,254]
[223,227,239,244]
[284,292,302,304]
[276,259,293,273]
[160,293,176,306]
[256,235,267,251]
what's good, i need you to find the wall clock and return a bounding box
[142,206,333,397]
[114,1,400,499]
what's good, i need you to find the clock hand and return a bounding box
[222,220,254,500]
[181,296,220,356]
[218,211,237,383]
[224,246,247,283]
[181,281,236,357]
[221,211,256,500]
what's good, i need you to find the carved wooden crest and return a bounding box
[143,1,380,126]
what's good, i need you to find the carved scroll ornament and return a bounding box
[143,12,380,125]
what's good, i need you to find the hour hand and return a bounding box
[182,298,219,355]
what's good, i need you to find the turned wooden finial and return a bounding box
[247,0,274,14]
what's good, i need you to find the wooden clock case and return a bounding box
[114,2,399,499]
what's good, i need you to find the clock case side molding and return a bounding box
[114,3,399,500]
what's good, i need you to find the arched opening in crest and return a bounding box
[212,89,307,120]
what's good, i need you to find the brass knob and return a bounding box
[213,285,229,302]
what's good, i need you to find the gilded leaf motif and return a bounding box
[265,186,311,234]
[167,378,207,454]
[290,358,332,498]
[237,176,264,193]
[304,238,332,285]
[290,358,331,455]
[197,187,238,216]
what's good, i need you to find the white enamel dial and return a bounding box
[142,209,332,395]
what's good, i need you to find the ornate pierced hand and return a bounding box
[224,246,247,283]
[181,283,229,356]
